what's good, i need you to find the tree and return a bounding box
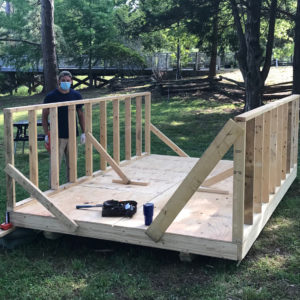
[41,0,58,92]
[293,0,300,94]
[55,0,117,86]
[230,0,277,111]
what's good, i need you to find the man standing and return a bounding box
[42,70,85,184]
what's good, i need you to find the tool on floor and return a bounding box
[0,212,13,230]
[76,200,137,217]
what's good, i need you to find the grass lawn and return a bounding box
[0,69,299,299]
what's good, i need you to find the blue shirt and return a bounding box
[43,88,83,138]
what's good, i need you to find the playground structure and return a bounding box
[3,92,299,261]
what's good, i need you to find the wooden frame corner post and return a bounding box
[4,109,16,211]
[232,121,246,261]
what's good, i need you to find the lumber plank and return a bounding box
[28,110,38,187]
[286,101,292,173]
[6,92,151,113]
[136,96,142,156]
[269,108,278,193]
[146,119,243,242]
[112,179,149,186]
[197,187,229,195]
[150,124,189,157]
[125,97,131,160]
[262,111,271,203]
[4,109,15,210]
[145,94,151,154]
[293,98,299,166]
[85,103,93,176]
[235,94,299,122]
[253,115,263,213]
[86,132,130,184]
[232,121,246,260]
[281,104,288,180]
[202,167,233,187]
[244,119,255,225]
[50,107,59,189]
[113,99,120,164]
[276,105,283,187]
[100,101,107,170]
[5,164,78,232]
[68,105,77,183]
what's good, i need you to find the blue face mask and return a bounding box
[60,81,71,91]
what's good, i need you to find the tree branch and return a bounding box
[0,38,41,47]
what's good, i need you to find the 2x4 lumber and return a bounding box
[276,106,284,186]
[68,105,77,182]
[136,96,142,156]
[85,103,93,176]
[146,119,243,242]
[145,94,151,154]
[4,109,15,210]
[293,98,299,166]
[241,167,297,260]
[232,121,246,260]
[262,111,271,203]
[235,94,300,122]
[28,110,38,187]
[86,132,130,184]
[197,187,229,195]
[281,104,288,180]
[253,115,263,214]
[286,101,292,173]
[125,97,132,160]
[6,92,151,113]
[112,179,149,186]
[5,164,78,232]
[292,99,299,167]
[244,119,255,225]
[150,124,189,157]
[100,101,107,170]
[201,167,233,187]
[290,101,296,169]
[269,108,278,193]
[49,107,59,190]
[113,99,120,164]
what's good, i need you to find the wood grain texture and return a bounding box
[146,119,243,242]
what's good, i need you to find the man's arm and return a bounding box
[42,108,50,134]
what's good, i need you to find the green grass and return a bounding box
[0,88,299,300]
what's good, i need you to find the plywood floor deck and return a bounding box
[11,155,237,259]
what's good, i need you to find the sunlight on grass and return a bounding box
[170,121,185,126]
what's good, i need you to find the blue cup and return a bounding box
[143,203,154,226]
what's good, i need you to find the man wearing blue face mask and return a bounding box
[42,70,85,185]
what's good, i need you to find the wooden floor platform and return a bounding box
[10,155,237,260]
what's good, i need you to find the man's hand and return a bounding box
[80,133,86,144]
[44,133,50,152]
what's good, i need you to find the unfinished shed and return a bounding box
[2,92,299,261]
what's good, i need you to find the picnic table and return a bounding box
[14,120,45,154]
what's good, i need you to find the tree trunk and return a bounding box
[293,0,300,94]
[176,37,181,80]
[243,1,263,110]
[5,1,11,15]
[208,0,220,78]
[41,0,58,93]
[231,0,277,111]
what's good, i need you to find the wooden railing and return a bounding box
[4,92,151,211]
[232,94,299,248]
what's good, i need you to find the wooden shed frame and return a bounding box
[3,92,299,261]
